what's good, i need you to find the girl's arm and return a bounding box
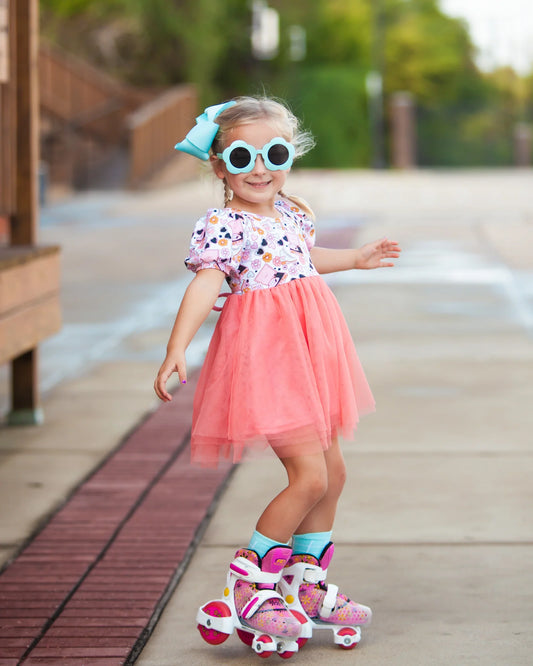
[154,268,226,402]
[310,238,401,274]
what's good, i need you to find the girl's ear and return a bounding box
[210,155,225,180]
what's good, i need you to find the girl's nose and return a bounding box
[251,154,267,173]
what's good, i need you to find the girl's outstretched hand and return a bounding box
[357,238,401,269]
[154,352,187,402]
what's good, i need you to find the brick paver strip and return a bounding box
[0,374,234,665]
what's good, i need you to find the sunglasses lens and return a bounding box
[228,146,252,170]
[267,143,290,166]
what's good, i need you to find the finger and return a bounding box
[154,379,172,402]
[154,385,169,402]
[177,361,188,385]
[154,369,173,402]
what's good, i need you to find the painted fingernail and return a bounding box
[182,380,187,384]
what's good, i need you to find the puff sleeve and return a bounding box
[185,209,244,278]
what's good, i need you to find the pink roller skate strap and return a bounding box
[241,590,285,620]
[230,556,280,584]
[242,595,261,619]
[229,562,251,577]
[261,546,292,574]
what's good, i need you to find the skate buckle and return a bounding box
[320,583,339,619]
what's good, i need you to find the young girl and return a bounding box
[154,97,400,656]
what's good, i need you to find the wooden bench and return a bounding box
[0,245,61,423]
[1,0,62,425]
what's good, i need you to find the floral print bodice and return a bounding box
[185,199,319,293]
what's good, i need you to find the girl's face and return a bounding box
[212,121,291,217]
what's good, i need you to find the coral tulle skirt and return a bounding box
[190,275,375,467]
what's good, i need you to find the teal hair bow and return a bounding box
[174,101,237,160]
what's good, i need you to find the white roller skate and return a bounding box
[196,545,307,658]
[279,542,372,650]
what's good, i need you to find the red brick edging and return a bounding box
[0,374,233,665]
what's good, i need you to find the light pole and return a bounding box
[251,0,279,61]
[367,0,386,168]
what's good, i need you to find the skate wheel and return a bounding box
[254,634,274,658]
[278,649,295,659]
[197,600,231,645]
[236,628,254,646]
[296,637,308,649]
[337,626,358,650]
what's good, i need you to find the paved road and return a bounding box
[1,168,532,664]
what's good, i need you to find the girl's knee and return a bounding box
[327,453,347,498]
[304,469,329,502]
[281,453,329,507]
[286,461,328,505]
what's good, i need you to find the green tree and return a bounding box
[40,0,530,167]
[384,0,478,104]
[41,0,227,96]
[277,0,485,166]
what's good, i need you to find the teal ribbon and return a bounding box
[174,101,237,160]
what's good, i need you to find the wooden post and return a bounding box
[390,92,417,169]
[12,0,38,245]
[513,123,531,167]
[8,0,43,425]
[0,0,8,84]
[1,0,15,217]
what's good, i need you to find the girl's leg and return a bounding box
[229,449,329,642]
[254,450,329,544]
[294,437,346,535]
[280,439,372,631]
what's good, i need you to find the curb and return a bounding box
[0,375,233,665]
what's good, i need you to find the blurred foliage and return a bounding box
[384,0,477,104]
[40,0,533,167]
[40,0,226,97]
[288,66,372,168]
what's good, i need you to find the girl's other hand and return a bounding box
[154,352,187,402]
[357,238,401,269]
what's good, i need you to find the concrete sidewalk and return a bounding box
[1,168,533,664]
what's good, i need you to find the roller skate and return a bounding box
[196,545,307,658]
[279,542,372,650]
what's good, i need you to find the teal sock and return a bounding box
[248,530,286,559]
[292,531,333,559]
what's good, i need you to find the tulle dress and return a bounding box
[184,199,375,467]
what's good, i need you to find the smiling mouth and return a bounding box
[248,180,272,188]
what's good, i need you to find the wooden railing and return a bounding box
[38,44,198,187]
[127,85,197,185]
[39,44,149,142]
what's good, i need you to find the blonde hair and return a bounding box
[211,96,315,219]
